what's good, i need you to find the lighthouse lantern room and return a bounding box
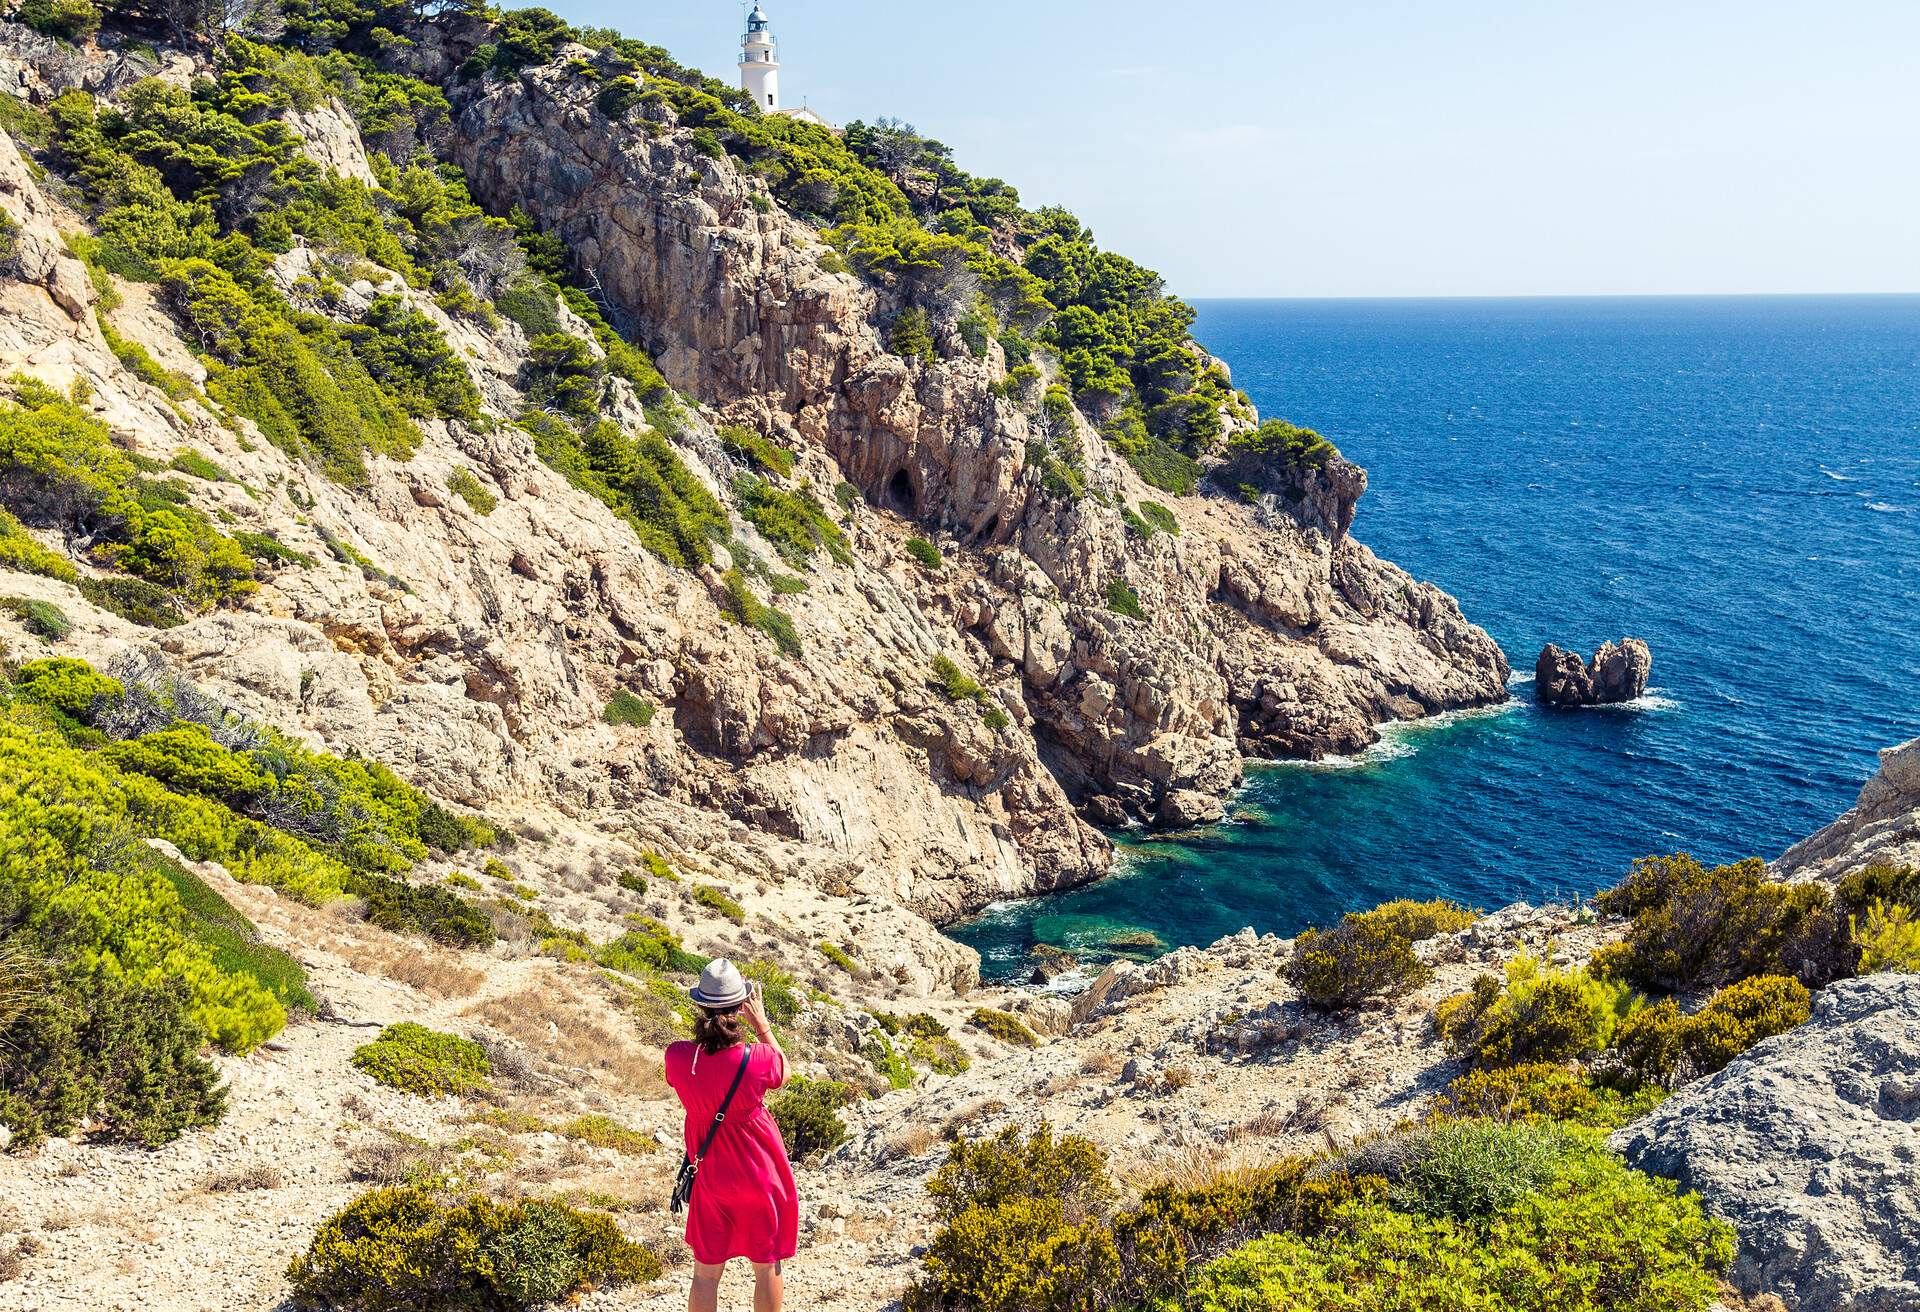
[739,5,780,112]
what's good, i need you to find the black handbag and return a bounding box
[671,1045,752,1215]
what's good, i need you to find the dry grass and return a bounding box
[886,1124,938,1160]
[201,1163,283,1193]
[464,982,668,1099]
[1229,1096,1333,1142]
[1162,1064,1195,1090]
[1120,1140,1250,1194]
[347,1133,447,1187]
[1079,1048,1122,1076]
[337,938,485,997]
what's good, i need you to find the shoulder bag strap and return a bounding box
[693,1044,753,1166]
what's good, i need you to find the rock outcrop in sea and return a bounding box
[1534,638,1653,706]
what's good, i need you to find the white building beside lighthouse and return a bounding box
[738,5,835,129]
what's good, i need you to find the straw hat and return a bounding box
[689,958,750,1010]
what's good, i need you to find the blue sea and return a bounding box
[952,295,1920,983]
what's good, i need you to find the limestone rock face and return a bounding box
[1534,638,1652,706]
[1613,974,1920,1312]
[1776,737,1920,884]
[0,24,1509,948]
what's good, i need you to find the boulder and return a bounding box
[1534,638,1651,706]
[1155,788,1226,830]
[1612,974,1920,1311]
[1027,943,1079,985]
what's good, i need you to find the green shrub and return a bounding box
[982,706,1010,732]
[15,0,100,42]
[0,385,256,608]
[692,884,746,924]
[1431,1063,1662,1132]
[889,307,935,363]
[1,597,72,641]
[1433,955,1639,1069]
[0,507,78,583]
[80,575,184,627]
[287,1186,659,1311]
[168,450,232,483]
[154,849,315,1015]
[1601,974,1810,1093]
[1137,501,1179,535]
[1344,1118,1582,1223]
[1186,1148,1733,1312]
[1222,417,1339,473]
[446,467,497,514]
[348,873,495,947]
[351,1023,491,1098]
[733,475,850,568]
[718,567,802,657]
[1854,899,1920,973]
[833,480,862,512]
[905,536,943,570]
[864,1032,914,1089]
[718,425,796,478]
[968,1006,1038,1047]
[1592,853,1845,990]
[768,1076,854,1159]
[641,850,679,882]
[1286,917,1429,1010]
[616,870,647,895]
[526,416,726,569]
[559,1114,654,1156]
[907,1123,1117,1312]
[601,690,655,727]
[820,941,857,973]
[0,968,226,1150]
[930,654,984,702]
[415,801,496,854]
[1350,898,1476,942]
[1105,578,1144,620]
[913,1034,970,1076]
[594,917,707,976]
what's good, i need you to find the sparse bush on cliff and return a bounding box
[446,467,497,514]
[1434,955,1639,1069]
[15,0,101,43]
[1225,417,1340,473]
[591,917,707,977]
[718,567,802,656]
[1599,974,1810,1094]
[287,1186,659,1311]
[692,884,746,925]
[601,690,655,727]
[1104,578,1145,620]
[1592,854,1845,990]
[351,1023,491,1098]
[734,475,850,568]
[770,1077,855,1159]
[718,424,796,478]
[930,655,985,702]
[969,1007,1039,1047]
[5,593,79,644]
[820,941,858,973]
[889,307,936,363]
[1286,916,1430,1010]
[415,801,496,854]
[905,536,943,570]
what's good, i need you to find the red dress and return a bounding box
[664,1041,799,1266]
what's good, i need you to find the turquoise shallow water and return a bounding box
[952,295,1920,984]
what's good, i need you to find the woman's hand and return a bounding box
[743,983,774,1040]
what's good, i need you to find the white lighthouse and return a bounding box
[739,5,780,112]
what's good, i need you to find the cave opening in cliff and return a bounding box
[888,468,916,514]
[976,514,1001,544]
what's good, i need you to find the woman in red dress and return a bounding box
[665,959,799,1312]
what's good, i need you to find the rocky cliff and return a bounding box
[0,17,1505,947]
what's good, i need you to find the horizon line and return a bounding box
[1183,290,1920,303]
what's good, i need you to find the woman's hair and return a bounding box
[693,1005,747,1056]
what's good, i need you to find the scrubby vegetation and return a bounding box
[1434,954,1639,1068]
[1599,974,1810,1093]
[1431,1063,1662,1132]
[288,1185,659,1310]
[351,1022,492,1097]
[929,654,984,703]
[968,1007,1037,1048]
[600,689,655,727]
[692,883,746,925]
[1286,908,1434,1011]
[905,1119,1732,1312]
[904,536,943,571]
[769,1076,855,1159]
[718,424,795,478]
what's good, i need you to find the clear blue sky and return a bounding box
[558,2,1920,299]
